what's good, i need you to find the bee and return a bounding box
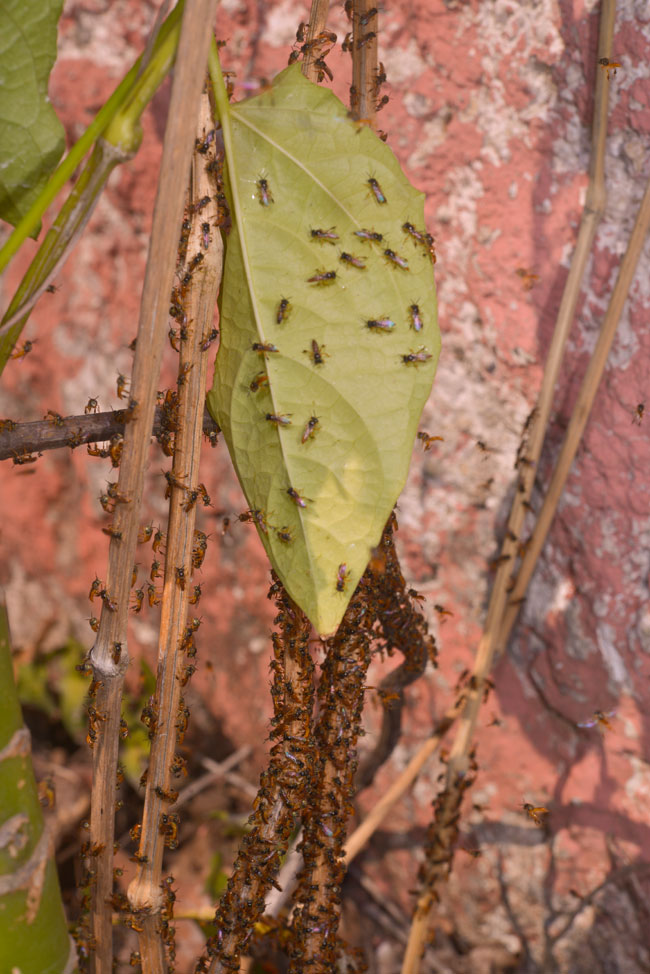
[194,195,211,213]
[200,328,218,351]
[101,590,118,612]
[275,526,293,544]
[357,31,376,48]
[314,57,334,82]
[307,269,336,285]
[175,567,186,591]
[88,616,100,632]
[154,786,179,804]
[116,374,129,399]
[138,523,154,544]
[522,802,549,826]
[249,372,269,392]
[187,252,204,274]
[401,347,432,366]
[266,413,292,427]
[111,642,122,664]
[340,252,366,269]
[147,584,160,607]
[11,450,41,465]
[287,487,308,507]
[515,267,539,291]
[368,545,386,573]
[258,178,274,205]
[577,709,616,732]
[251,342,279,354]
[417,431,444,450]
[305,339,328,366]
[201,221,211,249]
[177,362,193,386]
[434,603,453,621]
[402,221,426,245]
[295,21,308,43]
[150,560,161,581]
[354,228,383,243]
[130,589,144,613]
[336,563,350,592]
[237,509,268,533]
[89,577,103,601]
[384,248,409,270]
[38,777,56,809]
[45,284,60,294]
[360,6,378,25]
[0,418,17,432]
[301,416,320,443]
[310,227,339,243]
[276,298,292,324]
[189,584,202,604]
[632,402,645,425]
[367,176,387,204]
[152,528,165,553]
[366,317,396,332]
[376,94,389,112]
[598,56,622,80]
[408,303,424,331]
[10,340,36,359]
[45,409,64,427]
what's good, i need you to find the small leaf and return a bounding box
[0,0,65,229]
[208,66,439,635]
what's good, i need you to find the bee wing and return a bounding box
[577,718,597,728]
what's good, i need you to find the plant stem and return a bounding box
[0,408,219,462]
[127,90,224,974]
[85,2,219,971]
[0,5,184,373]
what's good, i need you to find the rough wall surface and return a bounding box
[1,0,650,971]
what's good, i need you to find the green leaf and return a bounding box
[0,0,65,229]
[207,65,439,635]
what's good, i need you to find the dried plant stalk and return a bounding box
[288,546,385,972]
[126,91,224,973]
[0,407,219,462]
[499,167,650,647]
[349,0,378,122]
[401,754,477,974]
[83,3,219,971]
[398,5,616,971]
[198,585,314,974]
[300,0,331,83]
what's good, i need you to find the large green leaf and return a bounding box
[207,65,439,635]
[0,0,65,229]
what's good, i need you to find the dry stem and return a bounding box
[350,0,378,122]
[399,4,616,969]
[85,3,219,971]
[300,0,331,83]
[127,91,223,973]
[499,168,650,647]
[0,407,219,462]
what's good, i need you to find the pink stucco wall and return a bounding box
[1,1,650,970]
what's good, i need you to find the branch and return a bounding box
[0,408,219,462]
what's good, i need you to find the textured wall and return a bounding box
[1,1,650,970]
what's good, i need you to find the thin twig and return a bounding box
[127,88,223,974]
[85,3,219,971]
[350,0,378,122]
[498,168,650,647]
[343,703,460,867]
[398,6,616,970]
[300,0,330,83]
[0,408,219,462]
